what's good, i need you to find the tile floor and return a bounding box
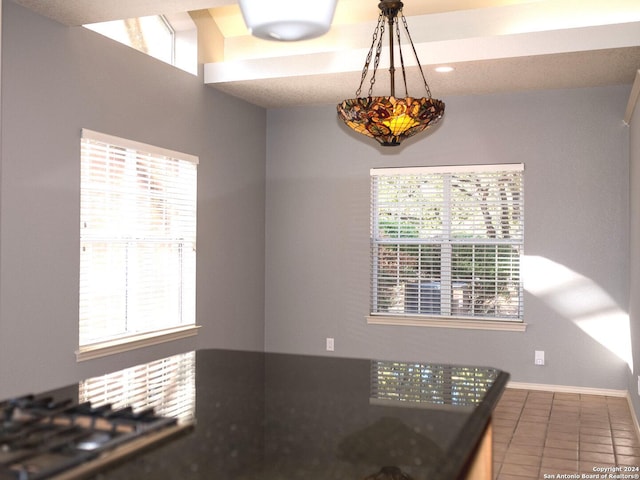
[492,388,640,480]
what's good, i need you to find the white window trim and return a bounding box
[367,315,527,332]
[76,325,201,362]
[82,129,199,165]
[370,163,524,177]
[370,163,525,330]
[79,129,199,360]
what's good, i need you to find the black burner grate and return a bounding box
[0,395,182,480]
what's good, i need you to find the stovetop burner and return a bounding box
[0,395,189,480]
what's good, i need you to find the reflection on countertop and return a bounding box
[74,349,509,480]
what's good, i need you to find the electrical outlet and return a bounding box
[534,350,545,366]
[326,337,335,352]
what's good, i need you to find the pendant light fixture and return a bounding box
[238,0,338,41]
[337,0,445,147]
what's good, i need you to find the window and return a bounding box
[79,129,198,359]
[83,13,198,75]
[370,164,524,325]
[85,15,174,64]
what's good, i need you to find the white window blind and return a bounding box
[80,129,198,348]
[370,164,524,321]
[79,351,196,423]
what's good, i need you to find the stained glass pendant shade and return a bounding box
[337,1,445,147]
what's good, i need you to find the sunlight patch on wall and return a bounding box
[522,255,632,370]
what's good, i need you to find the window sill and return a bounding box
[76,325,201,362]
[367,315,527,332]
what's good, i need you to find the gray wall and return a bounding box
[265,86,631,390]
[0,1,266,399]
[629,86,640,415]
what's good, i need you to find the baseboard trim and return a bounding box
[626,392,640,443]
[507,381,627,397]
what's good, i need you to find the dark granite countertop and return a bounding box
[52,349,509,480]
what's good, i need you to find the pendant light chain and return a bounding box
[395,15,409,98]
[367,19,386,97]
[355,14,385,97]
[400,12,433,99]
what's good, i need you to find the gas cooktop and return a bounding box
[0,395,189,480]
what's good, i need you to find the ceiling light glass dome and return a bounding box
[238,0,338,41]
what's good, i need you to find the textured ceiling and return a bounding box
[211,48,640,108]
[12,0,640,108]
[12,0,234,25]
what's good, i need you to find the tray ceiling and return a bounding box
[13,0,640,108]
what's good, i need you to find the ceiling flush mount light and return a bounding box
[337,0,445,147]
[238,0,338,41]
